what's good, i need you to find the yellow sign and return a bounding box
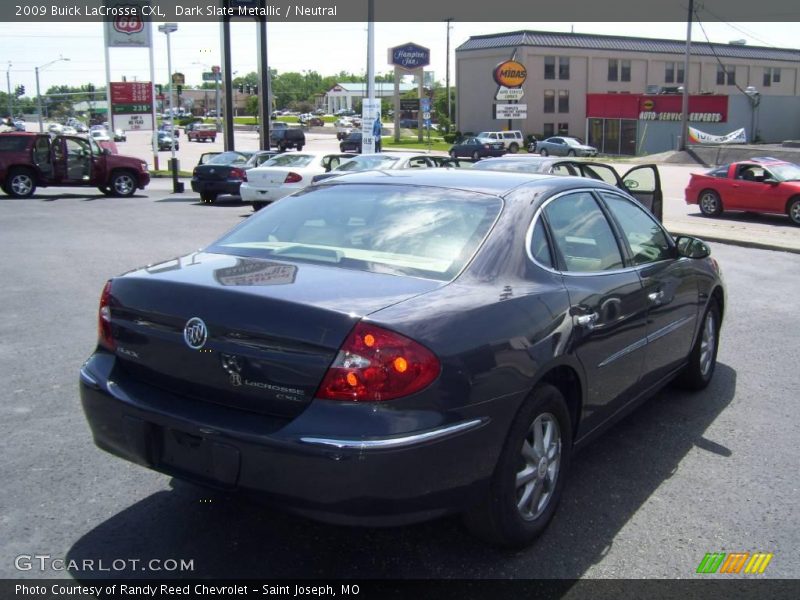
[493,60,527,88]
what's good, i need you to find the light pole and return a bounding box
[745,86,761,143]
[445,18,453,125]
[6,62,12,119]
[193,60,221,131]
[35,56,70,132]
[159,22,181,193]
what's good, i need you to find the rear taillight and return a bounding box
[192,167,198,176]
[316,323,440,402]
[98,280,115,351]
[284,172,302,184]
[484,144,490,149]
[230,167,246,180]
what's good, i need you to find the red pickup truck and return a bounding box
[186,123,217,143]
[0,132,150,198]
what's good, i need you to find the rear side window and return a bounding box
[0,136,29,152]
[543,192,624,272]
[529,218,553,268]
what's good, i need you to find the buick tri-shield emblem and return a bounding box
[183,317,208,349]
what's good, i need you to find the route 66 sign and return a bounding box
[105,3,152,47]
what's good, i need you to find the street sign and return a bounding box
[496,86,525,101]
[172,72,185,85]
[202,72,222,82]
[494,103,528,119]
[422,112,431,120]
[400,98,420,111]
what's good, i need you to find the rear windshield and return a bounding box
[209,184,503,281]
[208,151,250,165]
[0,136,29,152]
[261,154,315,168]
[473,159,544,173]
[335,155,399,171]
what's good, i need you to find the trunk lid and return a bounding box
[108,252,440,417]
[194,164,237,181]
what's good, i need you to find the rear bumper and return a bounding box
[191,179,242,196]
[79,352,503,525]
[239,182,295,203]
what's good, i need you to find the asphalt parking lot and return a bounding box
[0,183,798,581]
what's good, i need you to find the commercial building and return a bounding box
[456,30,800,154]
[324,82,415,113]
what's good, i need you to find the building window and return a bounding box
[544,90,555,113]
[559,57,570,80]
[665,62,685,84]
[543,123,555,137]
[558,122,569,135]
[558,90,569,113]
[608,59,619,81]
[544,56,555,80]
[764,67,781,87]
[716,64,736,86]
[621,60,631,82]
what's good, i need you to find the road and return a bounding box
[0,186,798,580]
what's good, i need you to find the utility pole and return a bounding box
[679,0,693,151]
[158,23,180,192]
[6,62,12,118]
[445,18,453,125]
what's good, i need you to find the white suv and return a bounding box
[476,130,524,153]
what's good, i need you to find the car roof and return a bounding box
[315,167,568,196]
[743,157,792,166]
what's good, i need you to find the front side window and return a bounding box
[210,184,503,282]
[543,192,624,272]
[602,193,672,265]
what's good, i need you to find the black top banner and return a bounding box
[2,0,799,22]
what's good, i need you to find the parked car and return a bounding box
[398,118,419,129]
[79,169,725,547]
[304,117,325,127]
[90,129,111,143]
[198,152,221,166]
[684,157,800,226]
[0,131,149,197]
[339,131,363,153]
[312,152,450,184]
[241,151,354,210]
[190,150,255,203]
[157,131,179,151]
[473,156,663,221]
[536,136,598,157]
[449,136,506,160]
[186,123,217,142]
[270,128,305,151]
[476,130,525,153]
[113,129,126,142]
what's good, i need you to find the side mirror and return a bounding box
[675,235,710,259]
[103,148,111,156]
[763,177,778,185]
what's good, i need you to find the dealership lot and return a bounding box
[0,178,798,579]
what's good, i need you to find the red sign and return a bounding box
[110,82,153,104]
[113,14,144,35]
[587,94,728,123]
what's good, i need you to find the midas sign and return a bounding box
[493,60,527,88]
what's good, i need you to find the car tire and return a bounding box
[674,300,721,390]
[567,150,576,157]
[110,171,137,197]
[252,201,266,211]
[786,197,800,226]
[201,192,217,204]
[508,143,519,154]
[296,145,303,152]
[472,151,481,161]
[5,168,37,198]
[698,190,723,217]
[279,143,287,152]
[463,383,572,548]
[540,148,548,156]
[449,150,457,158]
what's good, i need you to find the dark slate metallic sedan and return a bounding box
[79,170,725,546]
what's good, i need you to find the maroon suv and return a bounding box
[0,132,150,198]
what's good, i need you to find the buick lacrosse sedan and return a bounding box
[80,170,724,547]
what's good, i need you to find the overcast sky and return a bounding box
[2,21,798,96]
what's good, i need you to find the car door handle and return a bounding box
[648,290,665,305]
[575,312,599,329]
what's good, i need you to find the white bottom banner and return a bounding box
[688,126,746,144]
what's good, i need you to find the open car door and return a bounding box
[620,164,663,222]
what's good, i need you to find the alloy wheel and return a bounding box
[699,311,716,377]
[516,413,561,521]
[11,173,33,196]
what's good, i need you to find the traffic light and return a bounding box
[87,83,95,93]
[176,85,183,96]
[238,84,244,94]
[156,84,163,95]
[252,84,258,95]
[245,85,251,95]
[15,85,24,97]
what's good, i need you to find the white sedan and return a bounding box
[241,151,354,211]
